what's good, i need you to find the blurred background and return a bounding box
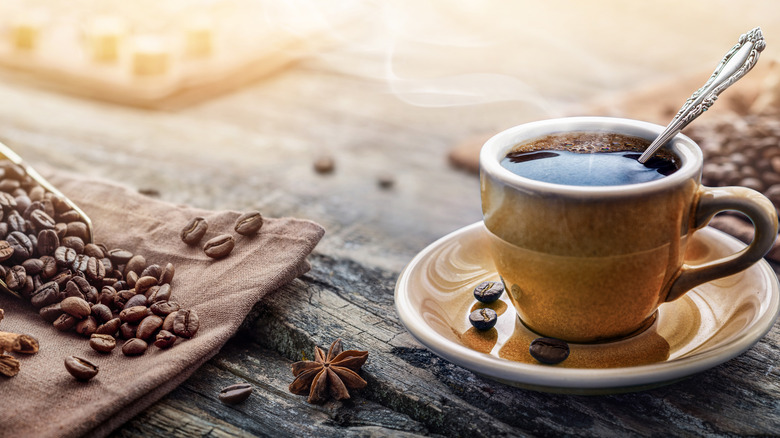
[0,0,778,269]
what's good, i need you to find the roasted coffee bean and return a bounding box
[159,262,174,285]
[124,293,148,309]
[473,281,505,303]
[71,254,89,273]
[136,315,163,340]
[54,222,67,239]
[134,276,158,296]
[113,289,136,309]
[119,323,137,340]
[100,257,113,273]
[39,302,64,323]
[141,264,162,281]
[89,334,116,353]
[0,178,20,192]
[61,280,85,300]
[180,217,208,245]
[234,211,263,236]
[22,274,36,299]
[529,337,570,365]
[14,195,31,213]
[83,243,105,259]
[147,283,171,304]
[153,330,176,349]
[203,234,235,259]
[120,306,150,323]
[162,312,176,332]
[31,281,60,308]
[40,255,57,279]
[61,297,91,319]
[469,308,498,331]
[173,309,199,338]
[65,222,89,242]
[75,316,98,337]
[95,318,121,336]
[53,313,78,331]
[0,240,13,262]
[29,209,55,230]
[7,211,26,233]
[86,256,105,281]
[91,303,113,323]
[64,356,99,381]
[58,210,82,223]
[54,246,77,267]
[98,286,117,306]
[21,258,43,275]
[0,223,7,240]
[51,270,73,288]
[7,231,33,262]
[28,185,44,202]
[108,248,133,265]
[5,265,26,290]
[122,338,148,356]
[124,255,146,278]
[62,236,85,254]
[218,383,253,404]
[125,271,139,287]
[150,300,180,316]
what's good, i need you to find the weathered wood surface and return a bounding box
[1,6,780,434]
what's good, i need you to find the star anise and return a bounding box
[289,339,369,404]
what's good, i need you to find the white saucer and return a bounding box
[394,222,780,394]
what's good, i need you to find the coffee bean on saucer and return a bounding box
[529,337,570,365]
[64,356,99,381]
[473,281,504,303]
[469,308,498,330]
[218,383,253,404]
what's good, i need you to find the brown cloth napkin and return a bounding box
[0,170,324,438]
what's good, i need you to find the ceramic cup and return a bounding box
[480,117,778,343]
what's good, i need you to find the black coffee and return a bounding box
[501,132,679,186]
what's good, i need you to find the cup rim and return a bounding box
[480,117,702,197]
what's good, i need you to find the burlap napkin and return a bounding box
[0,169,324,438]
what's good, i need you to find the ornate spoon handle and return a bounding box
[638,27,766,163]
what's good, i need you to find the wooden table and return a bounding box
[0,3,779,435]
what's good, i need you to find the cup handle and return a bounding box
[665,186,778,302]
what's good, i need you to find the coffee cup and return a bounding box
[480,117,778,343]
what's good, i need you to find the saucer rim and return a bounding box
[394,221,780,392]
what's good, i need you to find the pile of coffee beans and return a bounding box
[0,159,199,366]
[686,113,780,212]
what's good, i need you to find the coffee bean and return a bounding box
[89,334,116,353]
[203,234,234,259]
[107,248,133,265]
[120,306,150,323]
[134,276,158,295]
[60,280,85,300]
[75,316,98,337]
[173,309,199,338]
[64,356,99,381]
[234,211,263,236]
[180,217,208,245]
[91,303,113,323]
[469,308,498,331]
[529,337,570,365]
[29,209,55,230]
[58,210,82,223]
[141,264,162,281]
[62,236,85,254]
[313,155,335,174]
[122,338,148,356]
[5,265,26,290]
[159,262,174,285]
[7,231,33,262]
[7,211,25,233]
[119,323,137,340]
[473,281,504,303]
[83,243,105,259]
[136,315,163,340]
[218,383,253,404]
[125,271,139,288]
[40,255,57,279]
[65,222,89,242]
[153,330,176,349]
[162,312,176,332]
[0,240,13,262]
[124,293,147,309]
[146,283,171,304]
[86,256,105,281]
[54,246,76,267]
[113,289,136,309]
[21,257,43,275]
[39,302,64,323]
[95,318,121,336]
[31,281,60,309]
[53,313,77,331]
[61,296,91,319]
[150,300,180,316]
[124,254,146,278]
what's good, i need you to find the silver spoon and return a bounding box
[637,27,766,163]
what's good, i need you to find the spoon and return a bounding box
[637,27,766,163]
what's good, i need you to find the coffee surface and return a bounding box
[501,132,678,186]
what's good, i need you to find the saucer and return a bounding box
[394,222,780,394]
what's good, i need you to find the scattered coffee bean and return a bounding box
[313,155,335,174]
[180,217,208,245]
[153,330,177,349]
[218,383,253,404]
[529,337,570,365]
[136,315,164,340]
[234,211,263,236]
[89,334,117,353]
[122,338,148,356]
[469,308,498,330]
[203,234,234,259]
[64,355,99,381]
[377,173,395,189]
[473,281,504,303]
[173,309,199,338]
